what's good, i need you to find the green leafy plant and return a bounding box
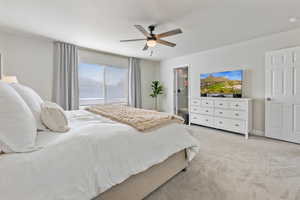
[150,81,163,98]
[150,80,163,110]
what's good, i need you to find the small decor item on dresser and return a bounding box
[150,80,163,110]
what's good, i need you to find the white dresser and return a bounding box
[190,97,252,139]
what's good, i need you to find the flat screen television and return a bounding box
[200,70,243,97]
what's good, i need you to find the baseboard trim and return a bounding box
[251,129,265,136]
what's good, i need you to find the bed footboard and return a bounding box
[94,149,188,200]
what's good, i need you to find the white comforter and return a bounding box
[0,110,199,200]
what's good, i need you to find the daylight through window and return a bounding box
[79,63,128,106]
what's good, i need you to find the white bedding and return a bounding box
[0,110,199,200]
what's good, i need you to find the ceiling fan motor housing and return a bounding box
[148,25,155,33]
[148,25,156,40]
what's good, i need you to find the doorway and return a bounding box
[174,66,189,124]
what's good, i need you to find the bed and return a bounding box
[0,110,199,200]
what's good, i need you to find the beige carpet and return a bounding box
[145,126,300,200]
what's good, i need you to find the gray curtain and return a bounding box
[53,42,79,110]
[128,57,142,108]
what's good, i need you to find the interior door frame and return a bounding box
[172,64,191,115]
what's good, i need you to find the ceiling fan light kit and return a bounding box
[146,39,157,47]
[120,25,183,51]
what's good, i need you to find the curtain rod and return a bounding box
[78,46,131,59]
[54,40,131,59]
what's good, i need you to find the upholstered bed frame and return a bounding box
[94,150,188,200]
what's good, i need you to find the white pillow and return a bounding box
[41,101,70,133]
[11,83,46,131]
[0,81,37,153]
[0,140,13,153]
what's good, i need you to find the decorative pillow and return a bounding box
[0,140,13,153]
[0,81,37,153]
[41,102,70,133]
[11,83,47,131]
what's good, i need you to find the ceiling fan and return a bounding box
[120,25,183,51]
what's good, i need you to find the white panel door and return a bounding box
[265,47,300,143]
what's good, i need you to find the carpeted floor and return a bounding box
[145,125,300,200]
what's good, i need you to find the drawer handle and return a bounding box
[219,112,223,114]
[206,102,209,105]
[235,104,239,107]
[219,103,223,106]
[205,119,209,122]
[235,124,239,127]
[193,109,197,111]
[235,113,239,116]
[193,117,197,119]
[219,121,223,124]
[206,110,209,112]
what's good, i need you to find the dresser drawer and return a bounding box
[228,119,246,133]
[229,101,247,110]
[191,99,201,106]
[214,117,230,129]
[231,110,247,119]
[190,106,200,113]
[190,113,200,123]
[214,100,229,109]
[201,99,214,107]
[214,109,230,117]
[190,114,214,127]
[214,117,246,133]
[191,106,213,115]
[214,109,247,120]
[198,107,214,115]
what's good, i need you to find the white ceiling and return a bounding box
[0,0,300,60]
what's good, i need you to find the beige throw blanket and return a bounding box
[86,104,184,132]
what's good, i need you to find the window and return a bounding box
[105,66,128,103]
[79,63,128,106]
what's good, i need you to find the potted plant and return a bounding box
[150,80,163,110]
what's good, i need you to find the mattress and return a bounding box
[0,110,199,200]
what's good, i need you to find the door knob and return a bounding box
[267,97,271,101]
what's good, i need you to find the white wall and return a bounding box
[79,48,128,68]
[0,29,159,108]
[0,31,54,100]
[140,59,160,109]
[159,28,300,135]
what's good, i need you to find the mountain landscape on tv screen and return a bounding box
[200,71,242,95]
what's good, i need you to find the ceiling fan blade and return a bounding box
[134,25,150,37]
[120,39,146,42]
[157,39,176,47]
[142,44,149,51]
[156,29,182,38]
